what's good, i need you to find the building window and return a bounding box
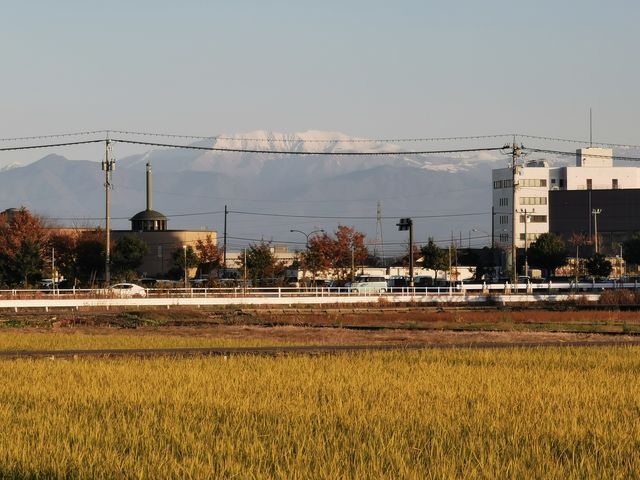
[520,179,547,187]
[586,179,592,190]
[519,215,547,223]
[519,197,547,206]
[499,233,509,243]
[499,198,510,207]
[559,179,565,188]
[519,233,540,241]
[613,179,619,189]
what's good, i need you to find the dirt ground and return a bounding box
[6,323,639,348]
[1,306,640,347]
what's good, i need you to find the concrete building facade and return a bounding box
[492,147,640,250]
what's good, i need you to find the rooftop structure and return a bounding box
[130,163,168,232]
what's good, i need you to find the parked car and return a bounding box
[106,283,147,298]
[350,276,387,293]
[387,276,408,290]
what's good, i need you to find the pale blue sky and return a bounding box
[1,0,639,147]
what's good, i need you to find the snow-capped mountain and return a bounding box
[0,131,506,249]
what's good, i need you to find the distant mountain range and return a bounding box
[0,130,508,254]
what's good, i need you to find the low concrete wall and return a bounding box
[0,293,600,311]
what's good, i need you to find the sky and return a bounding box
[2,0,639,150]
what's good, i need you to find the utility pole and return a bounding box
[223,205,228,272]
[448,235,452,294]
[101,136,115,286]
[374,201,385,267]
[51,247,56,293]
[510,141,522,289]
[592,208,602,253]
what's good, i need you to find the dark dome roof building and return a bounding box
[130,163,168,232]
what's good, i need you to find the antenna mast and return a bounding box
[590,107,593,147]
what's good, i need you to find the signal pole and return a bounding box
[102,137,115,285]
[396,218,413,287]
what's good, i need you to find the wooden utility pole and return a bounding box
[102,137,115,285]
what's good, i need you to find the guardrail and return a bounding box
[0,280,637,300]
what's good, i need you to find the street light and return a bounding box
[290,229,325,285]
[592,208,602,253]
[470,228,491,248]
[516,208,535,277]
[183,245,188,289]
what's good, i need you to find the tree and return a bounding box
[0,209,49,287]
[420,238,448,281]
[333,225,368,278]
[305,234,337,276]
[303,226,369,279]
[194,234,221,276]
[237,242,286,286]
[171,246,199,280]
[527,233,568,278]
[111,235,149,280]
[569,232,590,280]
[586,253,612,279]
[75,231,105,286]
[12,239,44,287]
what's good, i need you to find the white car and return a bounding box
[350,276,387,293]
[107,283,147,298]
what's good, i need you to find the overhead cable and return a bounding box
[227,210,489,220]
[0,139,104,152]
[111,138,505,156]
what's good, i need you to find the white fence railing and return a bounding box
[0,281,637,300]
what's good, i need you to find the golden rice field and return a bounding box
[0,330,287,351]
[0,346,638,479]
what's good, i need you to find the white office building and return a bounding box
[492,147,640,249]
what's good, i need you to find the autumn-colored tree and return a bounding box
[195,234,221,275]
[0,208,49,257]
[304,226,368,279]
[304,233,337,276]
[49,230,81,285]
[0,208,49,287]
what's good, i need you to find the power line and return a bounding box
[517,134,640,149]
[227,209,490,220]
[0,131,106,142]
[3,129,640,149]
[111,138,506,156]
[47,210,225,222]
[0,129,515,144]
[0,139,104,152]
[524,147,640,162]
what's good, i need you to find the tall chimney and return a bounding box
[146,162,152,210]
